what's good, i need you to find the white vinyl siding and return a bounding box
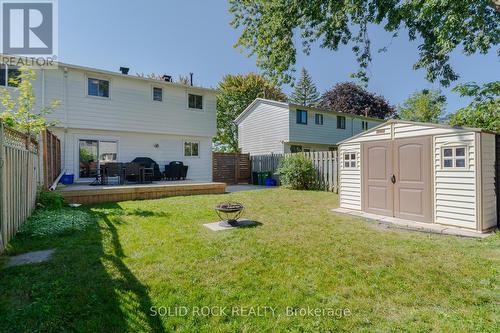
[481,133,497,230]
[40,68,216,138]
[433,132,477,229]
[237,101,289,155]
[51,128,213,182]
[339,143,361,210]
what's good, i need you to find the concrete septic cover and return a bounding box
[4,249,55,268]
[204,219,258,231]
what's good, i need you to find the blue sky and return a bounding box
[59,0,498,114]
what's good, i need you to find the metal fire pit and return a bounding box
[215,202,244,227]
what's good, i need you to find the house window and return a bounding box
[328,146,337,152]
[315,113,323,125]
[0,64,20,87]
[88,78,109,98]
[78,140,118,179]
[343,153,356,168]
[442,146,466,169]
[188,94,203,109]
[296,110,307,124]
[153,87,163,101]
[337,116,346,129]
[362,121,369,131]
[184,141,199,157]
[290,145,303,153]
[303,148,311,153]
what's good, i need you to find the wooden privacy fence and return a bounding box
[42,129,61,189]
[0,121,39,252]
[251,151,338,192]
[213,152,251,184]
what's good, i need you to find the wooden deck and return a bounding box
[57,181,226,204]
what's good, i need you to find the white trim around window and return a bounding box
[152,86,163,102]
[183,141,200,157]
[186,92,204,111]
[343,152,357,169]
[441,145,467,169]
[85,75,111,99]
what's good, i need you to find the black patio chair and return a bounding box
[123,162,142,183]
[102,162,124,185]
[130,157,162,181]
[164,161,188,180]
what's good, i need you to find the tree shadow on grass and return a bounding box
[0,204,165,333]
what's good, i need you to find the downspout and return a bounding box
[62,67,68,176]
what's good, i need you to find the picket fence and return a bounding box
[251,151,338,192]
[0,121,39,252]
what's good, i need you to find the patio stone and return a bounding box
[203,219,258,231]
[4,249,55,268]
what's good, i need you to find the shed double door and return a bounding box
[362,137,432,222]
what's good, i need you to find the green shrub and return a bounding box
[19,208,96,237]
[37,190,64,210]
[277,154,316,190]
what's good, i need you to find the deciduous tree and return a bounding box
[215,73,286,152]
[320,82,395,119]
[229,0,499,86]
[398,89,446,123]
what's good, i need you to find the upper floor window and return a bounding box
[296,110,307,124]
[188,93,203,109]
[442,146,466,169]
[315,113,324,125]
[153,87,163,101]
[184,141,199,157]
[362,120,369,131]
[88,78,109,98]
[344,153,356,168]
[0,64,20,87]
[337,116,346,129]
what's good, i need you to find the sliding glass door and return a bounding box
[79,140,118,179]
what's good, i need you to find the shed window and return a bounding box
[442,146,466,169]
[344,153,356,168]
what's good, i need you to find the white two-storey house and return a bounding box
[26,63,217,182]
[235,99,384,155]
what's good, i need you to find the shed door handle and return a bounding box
[391,175,396,184]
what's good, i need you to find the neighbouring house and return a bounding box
[338,120,498,232]
[234,98,384,155]
[19,63,217,183]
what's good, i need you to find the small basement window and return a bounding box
[188,94,203,109]
[290,145,303,153]
[344,153,356,168]
[153,87,163,101]
[442,146,466,169]
[184,141,199,157]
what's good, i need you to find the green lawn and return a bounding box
[1,189,499,332]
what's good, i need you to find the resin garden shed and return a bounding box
[338,120,498,233]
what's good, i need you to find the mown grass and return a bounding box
[0,189,499,332]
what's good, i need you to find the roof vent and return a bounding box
[119,67,129,75]
[162,75,172,82]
